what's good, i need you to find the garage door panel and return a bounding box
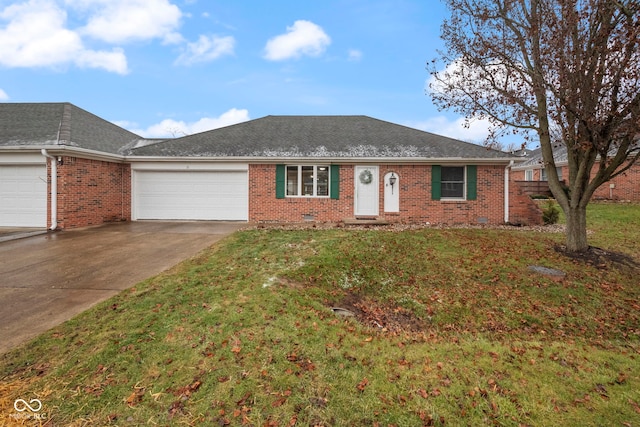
[134,170,248,221]
[0,165,47,227]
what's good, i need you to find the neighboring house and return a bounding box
[512,144,640,201]
[0,102,541,230]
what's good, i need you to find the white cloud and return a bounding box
[407,116,493,143]
[0,89,9,100]
[348,49,362,62]
[264,20,331,61]
[0,0,128,73]
[73,0,182,44]
[133,108,250,138]
[76,48,128,74]
[175,35,235,66]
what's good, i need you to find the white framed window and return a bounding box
[540,167,562,181]
[286,165,330,197]
[525,170,533,181]
[441,166,465,199]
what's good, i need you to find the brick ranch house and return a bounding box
[512,144,640,201]
[0,102,542,230]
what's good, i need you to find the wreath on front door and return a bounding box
[359,169,373,185]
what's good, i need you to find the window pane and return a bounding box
[302,166,314,196]
[442,182,464,198]
[440,166,464,198]
[441,166,464,181]
[317,166,329,196]
[286,166,298,195]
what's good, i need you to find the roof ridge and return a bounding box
[58,103,72,144]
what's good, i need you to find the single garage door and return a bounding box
[134,170,248,221]
[0,164,47,227]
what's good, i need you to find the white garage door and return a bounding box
[134,170,248,220]
[0,165,47,227]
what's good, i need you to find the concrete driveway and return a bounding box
[0,221,245,355]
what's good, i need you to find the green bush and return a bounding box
[542,199,560,224]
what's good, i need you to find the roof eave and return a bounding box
[0,145,126,162]
[126,155,522,164]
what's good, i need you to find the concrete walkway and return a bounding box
[0,221,245,354]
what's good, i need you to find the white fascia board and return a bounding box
[130,161,248,172]
[0,150,47,164]
[126,156,521,164]
[255,157,523,165]
[0,145,126,162]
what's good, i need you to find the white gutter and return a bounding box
[504,160,514,223]
[41,149,58,230]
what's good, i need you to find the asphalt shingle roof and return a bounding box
[130,115,514,160]
[0,103,141,155]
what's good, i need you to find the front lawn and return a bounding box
[1,203,639,426]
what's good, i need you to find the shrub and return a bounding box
[542,200,560,225]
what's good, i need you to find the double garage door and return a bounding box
[133,169,248,221]
[0,164,47,227]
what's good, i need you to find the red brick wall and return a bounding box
[47,157,131,229]
[508,178,543,225]
[249,164,354,222]
[591,163,640,201]
[249,164,515,225]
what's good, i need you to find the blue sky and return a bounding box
[0,0,506,143]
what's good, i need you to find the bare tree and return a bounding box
[429,0,640,252]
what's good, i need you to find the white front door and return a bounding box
[354,166,379,217]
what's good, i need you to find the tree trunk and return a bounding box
[564,205,589,253]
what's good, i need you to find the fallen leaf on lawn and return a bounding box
[357,377,369,392]
[168,400,184,419]
[272,397,287,407]
[124,386,145,407]
[236,392,252,407]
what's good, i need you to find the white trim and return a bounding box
[41,149,57,230]
[505,161,513,223]
[0,152,47,165]
[130,161,248,172]
[1,147,522,165]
